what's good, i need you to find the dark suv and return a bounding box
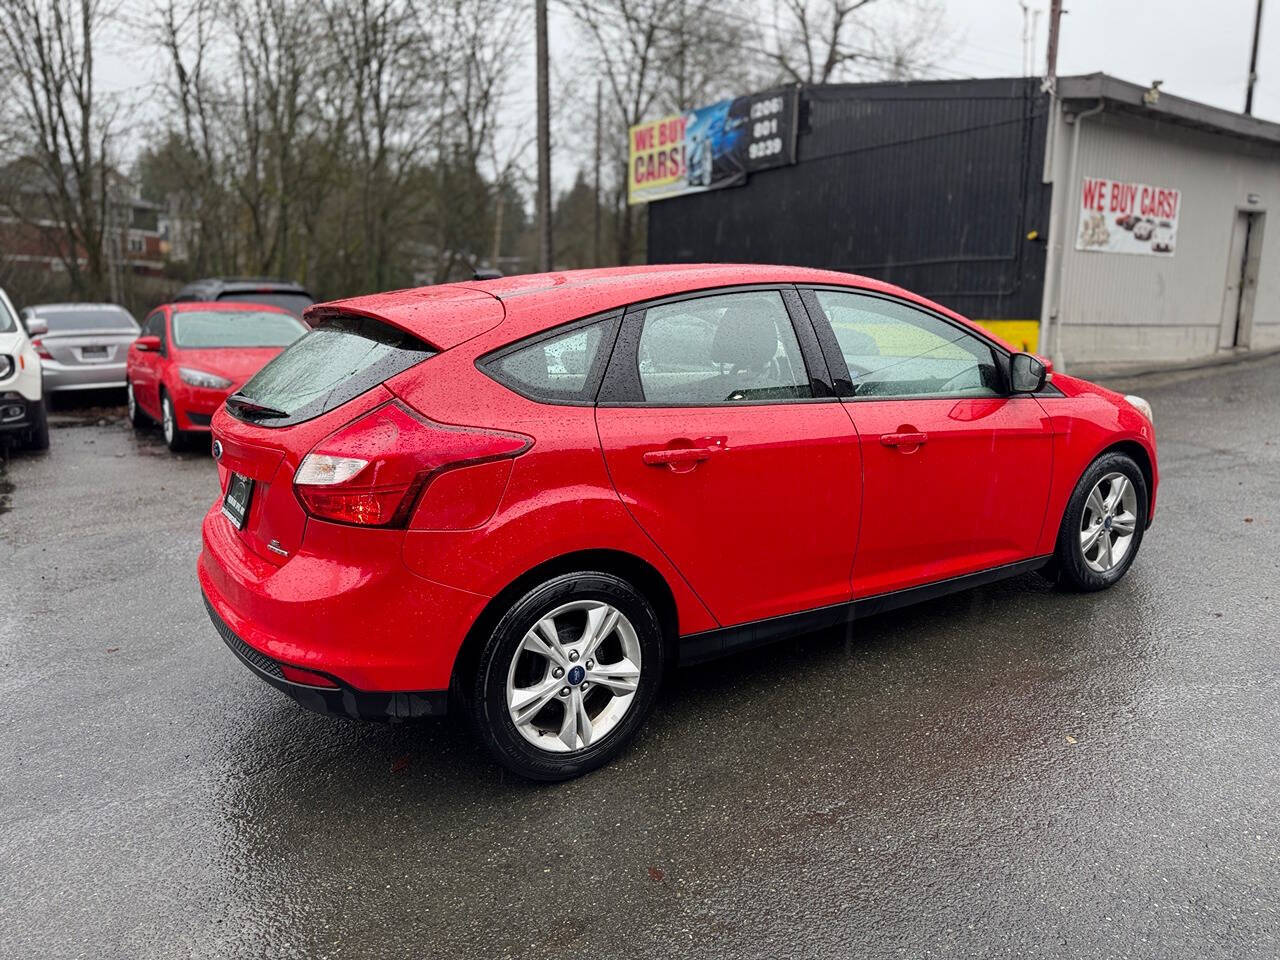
[173,278,315,318]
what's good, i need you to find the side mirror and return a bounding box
[25,317,48,337]
[135,335,162,352]
[1010,352,1047,393]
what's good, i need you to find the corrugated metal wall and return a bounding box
[1056,112,1280,363]
[647,78,1051,325]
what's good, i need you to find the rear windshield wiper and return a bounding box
[226,392,290,419]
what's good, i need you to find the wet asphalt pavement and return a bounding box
[2,359,1279,960]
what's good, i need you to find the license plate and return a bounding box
[81,345,107,358]
[222,473,255,530]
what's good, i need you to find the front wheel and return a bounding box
[126,381,148,428]
[160,392,188,452]
[1049,451,1148,591]
[26,397,49,451]
[467,572,665,781]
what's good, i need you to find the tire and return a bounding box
[1049,451,1148,592]
[160,391,188,452]
[126,380,148,428]
[26,398,49,451]
[467,571,665,781]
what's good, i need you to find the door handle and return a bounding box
[880,431,928,447]
[642,446,721,466]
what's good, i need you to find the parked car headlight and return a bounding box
[1124,394,1153,424]
[179,367,232,389]
[0,355,13,380]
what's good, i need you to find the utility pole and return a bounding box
[1044,0,1063,89]
[593,81,602,267]
[1245,0,1265,115]
[535,0,553,273]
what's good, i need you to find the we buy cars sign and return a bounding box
[1076,175,1181,256]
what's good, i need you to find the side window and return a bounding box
[485,319,612,403]
[142,311,163,338]
[636,291,811,404]
[812,291,1000,398]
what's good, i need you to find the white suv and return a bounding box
[0,286,49,450]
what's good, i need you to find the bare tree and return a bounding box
[0,0,120,298]
[322,0,445,289]
[565,0,690,264]
[762,0,951,84]
[154,0,237,274]
[226,0,321,275]
[438,0,529,277]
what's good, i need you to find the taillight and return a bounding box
[293,401,531,528]
[32,339,52,360]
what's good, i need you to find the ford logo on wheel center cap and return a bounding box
[567,665,586,686]
[211,439,223,461]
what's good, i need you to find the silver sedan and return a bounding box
[22,303,139,393]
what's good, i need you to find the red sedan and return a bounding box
[126,301,308,451]
[199,265,1158,780]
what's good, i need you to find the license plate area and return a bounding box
[222,472,255,530]
[80,345,108,359]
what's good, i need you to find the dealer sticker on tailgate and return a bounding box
[222,473,255,530]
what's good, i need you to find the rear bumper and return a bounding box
[198,499,489,694]
[42,360,127,391]
[203,594,447,719]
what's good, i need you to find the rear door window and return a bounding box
[229,315,434,426]
[635,291,811,404]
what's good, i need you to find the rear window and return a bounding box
[217,291,314,317]
[172,309,307,348]
[228,315,434,426]
[32,306,138,333]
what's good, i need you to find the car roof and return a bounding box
[26,302,133,313]
[175,277,312,296]
[311,263,986,351]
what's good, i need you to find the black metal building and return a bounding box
[647,77,1051,342]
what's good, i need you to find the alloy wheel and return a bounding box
[126,382,136,422]
[1079,471,1139,573]
[505,600,642,753]
[162,397,174,445]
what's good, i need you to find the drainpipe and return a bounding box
[1042,98,1105,372]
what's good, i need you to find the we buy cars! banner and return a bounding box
[1076,175,1181,256]
[627,89,799,205]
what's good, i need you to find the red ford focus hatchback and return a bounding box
[199,265,1157,780]
[126,301,308,451]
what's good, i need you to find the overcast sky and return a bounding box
[941,0,1276,118]
[99,0,1276,172]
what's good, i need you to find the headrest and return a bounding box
[710,303,778,370]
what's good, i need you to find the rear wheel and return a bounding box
[26,398,49,451]
[468,572,665,781]
[1049,452,1148,591]
[161,392,188,452]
